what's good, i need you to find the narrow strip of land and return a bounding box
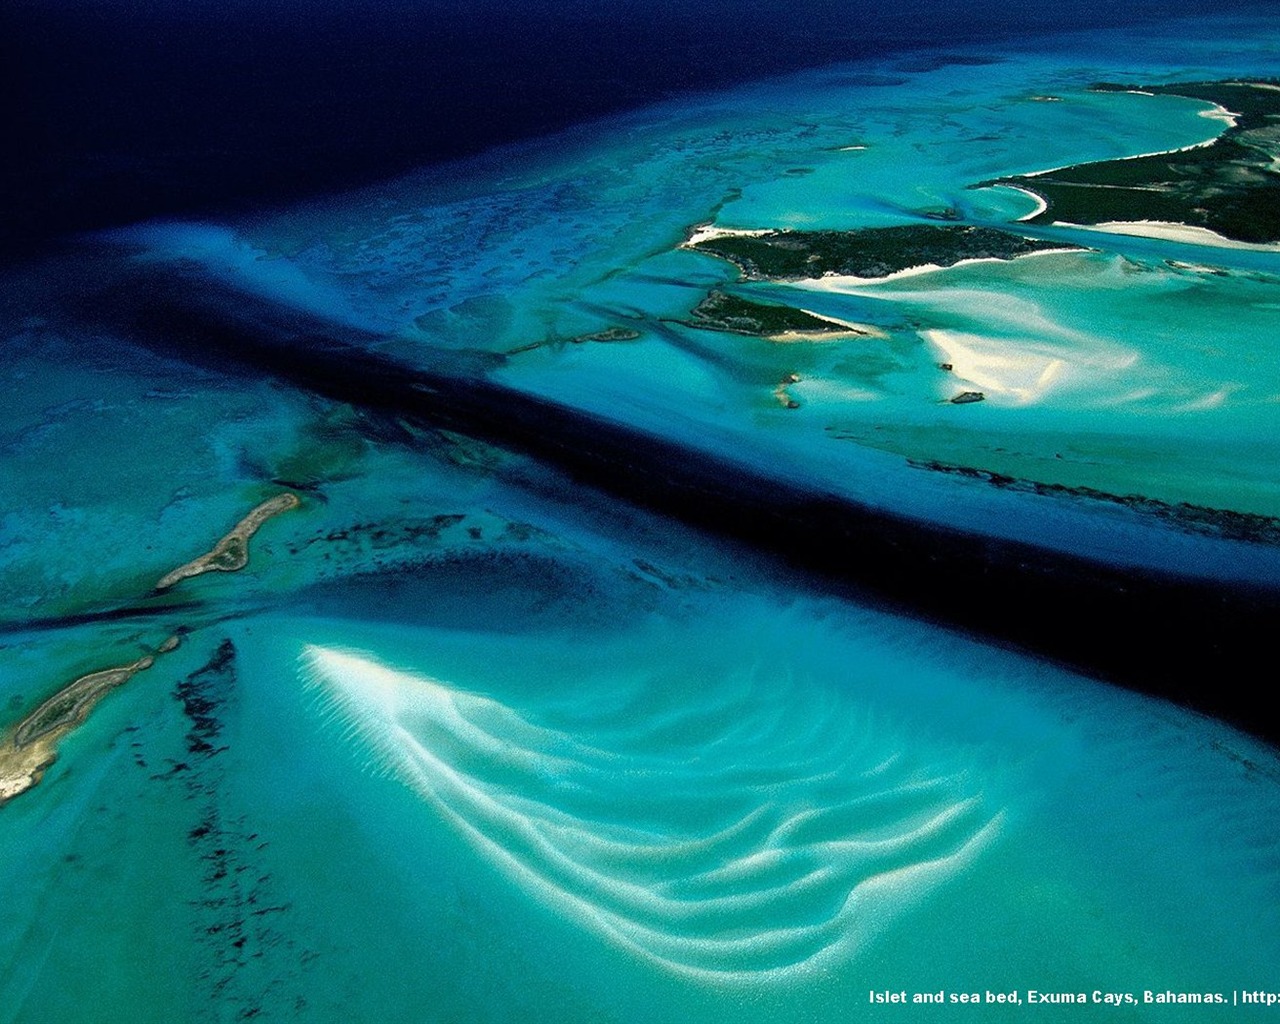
[156,493,300,590]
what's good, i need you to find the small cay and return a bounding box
[156,492,300,591]
[686,289,868,338]
[684,224,1066,281]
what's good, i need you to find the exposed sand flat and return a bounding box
[1058,220,1280,251]
[682,224,776,248]
[1198,101,1239,127]
[156,492,300,590]
[796,309,886,333]
[922,329,1070,405]
[768,329,875,343]
[0,742,59,805]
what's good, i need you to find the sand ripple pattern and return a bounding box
[302,646,1003,981]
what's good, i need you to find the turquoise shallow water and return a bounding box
[106,16,1280,569]
[3,10,1280,1023]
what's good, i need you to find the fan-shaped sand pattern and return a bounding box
[302,646,1004,981]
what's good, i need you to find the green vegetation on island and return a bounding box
[686,225,1066,281]
[985,80,1280,243]
[686,290,860,337]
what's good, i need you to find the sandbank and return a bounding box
[682,224,776,248]
[1057,220,1280,251]
[923,328,1068,405]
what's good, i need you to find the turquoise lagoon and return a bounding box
[3,11,1280,1023]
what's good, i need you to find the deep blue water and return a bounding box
[3,0,1276,258]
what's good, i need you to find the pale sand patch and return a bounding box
[923,329,1071,405]
[682,224,776,248]
[1057,220,1280,251]
[1178,387,1234,412]
[1198,101,1239,127]
[990,184,1049,222]
[768,330,873,343]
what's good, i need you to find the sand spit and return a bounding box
[1057,220,1280,251]
[157,492,300,590]
[681,223,776,248]
[769,309,888,342]
[992,184,1049,222]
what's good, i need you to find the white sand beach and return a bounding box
[682,223,776,247]
[763,309,888,341]
[796,247,1082,288]
[1059,220,1280,251]
[999,184,1049,221]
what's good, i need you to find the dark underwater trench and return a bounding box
[68,254,1280,746]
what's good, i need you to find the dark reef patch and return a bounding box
[168,639,310,1019]
[910,459,1280,546]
